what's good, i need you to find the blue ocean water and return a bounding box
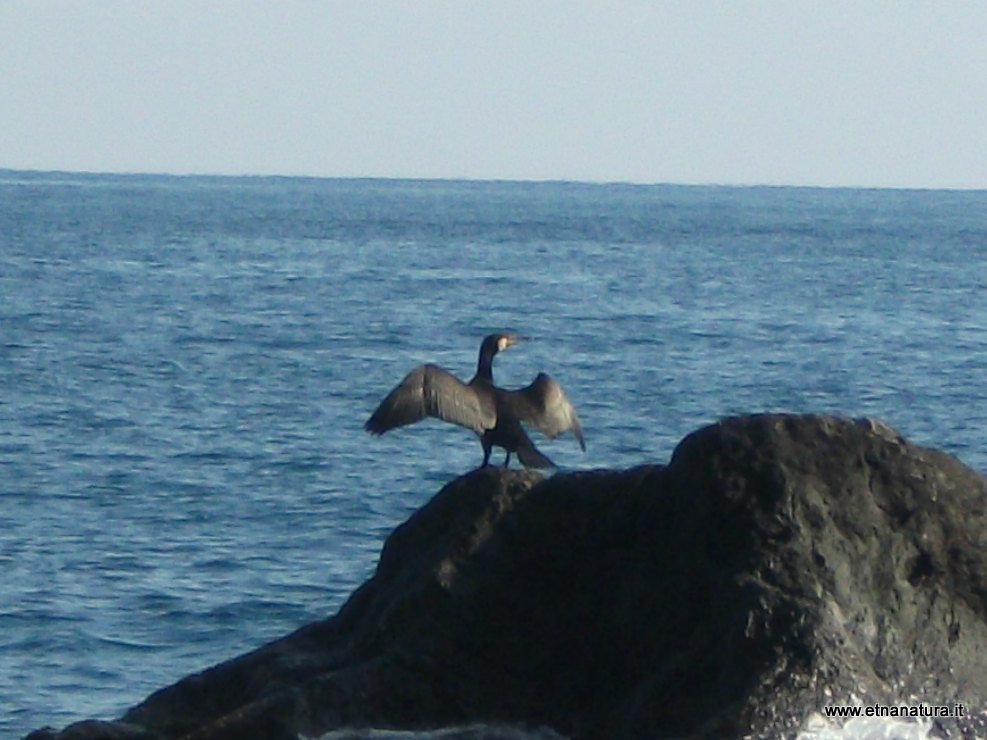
[1,171,985,737]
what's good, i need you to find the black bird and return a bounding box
[365,334,585,468]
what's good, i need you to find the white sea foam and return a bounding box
[309,716,937,740]
[798,712,933,740]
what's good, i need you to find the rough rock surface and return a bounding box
[28,414,987,739]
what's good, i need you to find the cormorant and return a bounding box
[365,334,585,468]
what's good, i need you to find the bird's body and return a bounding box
[365,334,584,468]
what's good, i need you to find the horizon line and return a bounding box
[2,166,985,194]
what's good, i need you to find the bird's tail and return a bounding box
[517,440,555,469]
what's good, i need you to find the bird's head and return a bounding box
[477,333,526,378]
[485,333,523,354]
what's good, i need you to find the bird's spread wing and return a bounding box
[501,372,585,450]
[365,364,496,435]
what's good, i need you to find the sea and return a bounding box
[1,170,984,739]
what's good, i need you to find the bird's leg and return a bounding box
[481,440,492,467]
[502,451,511,468]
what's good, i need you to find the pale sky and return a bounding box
[2,1,986,188]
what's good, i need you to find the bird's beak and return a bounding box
[496,334,526,352]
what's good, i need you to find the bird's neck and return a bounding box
[476,348,497,381]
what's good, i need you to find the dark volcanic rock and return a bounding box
[29,414,987,739]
